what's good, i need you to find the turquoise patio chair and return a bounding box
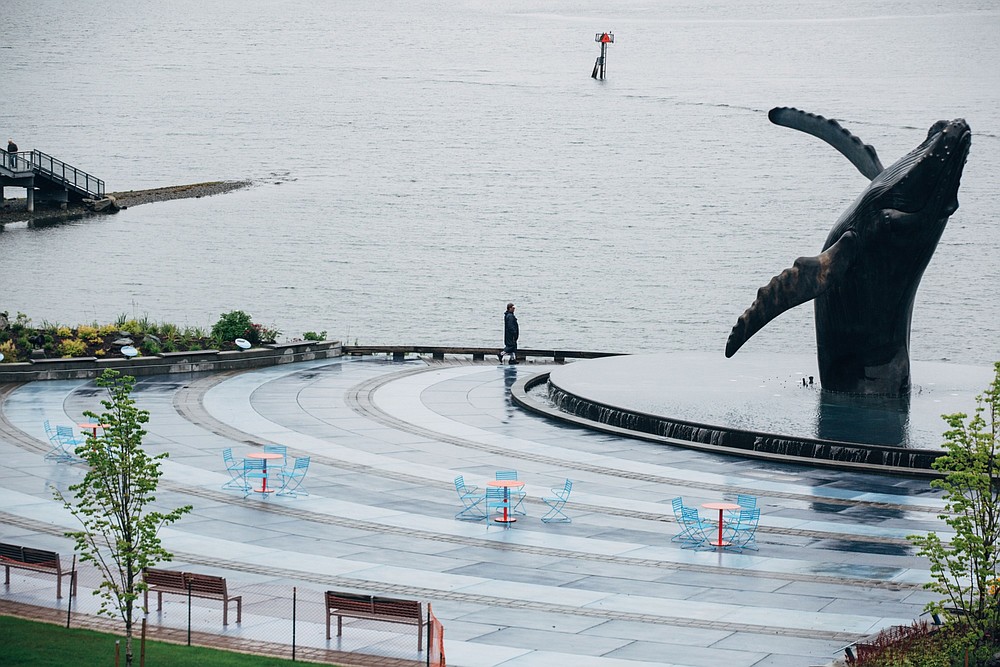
[485,486,511,529]
[242,458,272,499]
[277,456,310,497]
[221,448,245,490]
[723,508,760,552]
[495,470,526,515]
[679,507,715,550]
[671,497,707,546]
[727,493,757,520]
[454,475,486,521]
[264,444,288,472]
[541,479,573,523]
[47,425,83,462]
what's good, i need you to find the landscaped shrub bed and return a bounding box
[853,621,1000,666]
[0,310,281,362]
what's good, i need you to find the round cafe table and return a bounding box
[78,422,109,438]
[487,479,525,524]
[701,502,741,547]
[246,451,284,494]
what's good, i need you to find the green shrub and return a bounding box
[59,338,88,357]
[303,331,327,341]
[119,319,143,335]
[211,310,254,344]
[77,325,101,343]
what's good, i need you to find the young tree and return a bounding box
[54,369,192,666]
[909,361,1000,655]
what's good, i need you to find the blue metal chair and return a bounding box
[242,458,271,499]
[727,493,757,520]
[47,425,83,462]
[541,479,573,523]
[485,486,510,529]
[671,497,704,545]
[723,508,761,552]
[454,475,486,521]
[221,448,245,490]
[264,444,288,472]
[43,421,70,462]
[277,456,310,497]
[679,507,715,550]
[495,470,526,515]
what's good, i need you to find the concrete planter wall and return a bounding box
[0,341,342,382]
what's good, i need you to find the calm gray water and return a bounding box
[3,0,999,367]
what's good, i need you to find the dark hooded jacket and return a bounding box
[504,310,519,347]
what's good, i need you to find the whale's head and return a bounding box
[861,118,971,243]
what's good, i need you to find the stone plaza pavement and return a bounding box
[0,356,949,666]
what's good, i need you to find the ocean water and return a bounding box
[2,0,998,367]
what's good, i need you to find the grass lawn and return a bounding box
[0,615,333,666]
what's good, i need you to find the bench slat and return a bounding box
[0,543,24,561]
[1,543,76,599]
[143,568,241,625]
[325,590,423,650]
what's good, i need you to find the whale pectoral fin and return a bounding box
[768,107,884,180]
[726,231,858,357]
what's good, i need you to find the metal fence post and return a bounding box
[140,617,147,667]
[187,579,193,646]
[292,586,297,662]
[66,554,76,629]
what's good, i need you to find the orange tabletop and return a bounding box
[78,422,109,437]
[246,452,284,461]
[487,480,525,524]
[702,502,740,547]
[246,452,284,493]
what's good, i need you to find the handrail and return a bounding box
[1,149,33,173]
[28,149,105,197]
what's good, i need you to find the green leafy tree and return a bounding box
[909,361,1000,655]
[54,369,192,666]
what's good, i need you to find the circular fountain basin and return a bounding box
[539,353,994,472]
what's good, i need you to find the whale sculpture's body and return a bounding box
[726,108,971,395]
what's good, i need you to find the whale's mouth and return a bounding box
[882,119,970,223]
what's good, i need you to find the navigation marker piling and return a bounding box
[592,32,614,79]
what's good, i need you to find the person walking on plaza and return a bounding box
[6,139,17,168]
[498,302,519,364]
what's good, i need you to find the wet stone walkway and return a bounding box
[0,357,947,666]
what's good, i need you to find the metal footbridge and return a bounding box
[1,148,105,212]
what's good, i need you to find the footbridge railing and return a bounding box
[29,149,105,198]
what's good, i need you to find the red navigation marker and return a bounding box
[592,32,615,79]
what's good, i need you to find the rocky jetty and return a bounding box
[0,180,251,226]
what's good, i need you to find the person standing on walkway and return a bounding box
[6,139,17,168]
[499,302,519,364]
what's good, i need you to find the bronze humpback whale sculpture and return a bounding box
[726,108,971,396]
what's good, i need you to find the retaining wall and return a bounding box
[0,341,342,382]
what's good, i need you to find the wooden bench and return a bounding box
[143,568,242,625]
[0,542,77,599]
[325,590,424,650]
